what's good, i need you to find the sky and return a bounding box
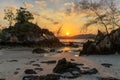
[0,0,120,36]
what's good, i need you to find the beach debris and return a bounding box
[101,63,112,68]
[98,77,120,80]
[24,69,37,74]
[41,60,56,64]
[23,74,60,80]
[32,48,48,54]
[32,64,40,67]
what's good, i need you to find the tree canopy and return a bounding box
[16,7,34,23]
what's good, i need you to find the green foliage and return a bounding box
[16,7,34,23]
[4,9,15,27]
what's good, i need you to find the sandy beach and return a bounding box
[0,48,120,80]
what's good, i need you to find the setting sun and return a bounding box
[66,32,70,36]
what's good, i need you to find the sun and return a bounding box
[66,32,70,36]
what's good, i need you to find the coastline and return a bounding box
[0,48,120,80]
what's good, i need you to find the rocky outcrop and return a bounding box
[0,22,63,47]
[80,28,120,55]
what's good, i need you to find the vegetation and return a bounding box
[16,7,34,23]
[4,9,15,27]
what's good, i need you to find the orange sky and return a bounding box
[1,0,119,36]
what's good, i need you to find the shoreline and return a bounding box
[0,48,120,80]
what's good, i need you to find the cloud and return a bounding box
[35,1,47,7]
[33,12,59,25]
[64,1,81,16]
[23,2,34,8]
[5,5,17,14]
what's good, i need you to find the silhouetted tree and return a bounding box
[4,9,15,27]
[16,7,34,23]
[79,0,120,35]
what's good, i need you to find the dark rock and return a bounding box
[79,40,94,55]
[23,75,39,80]
[33,64,40,67]
[16,68,20,70]
[70,59,75,61]
[34,68,43,71]
[14,71,19,75]
[23,74,60,80]
[32,48,47,54]
[101,63,112,68]
[67,42,79,48]
[53,58,81,74]
[98,77,120,80]
[50,49,56,52]
[24,69,37,74]
[41,60,56,64]
[57,51,63,53]
[81,68,98,75]
[8,60,18,62]
[0,79,6,80]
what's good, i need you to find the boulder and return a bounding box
[80,40,98,55]
[32,48,47,54]
[53,58,81,74]
[24,69,37,74]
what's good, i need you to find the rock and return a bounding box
[34,68,43,71]
[23,75,39,80]
[32,48,47,54]
[8,60,18,62]
[81,68,98,75]
[53,58,81,79]
[14,71,19,75]
[57,50,63,53]
[101,63,112,68]
[98,77,120,80]
[24,69,37,74]
[0,79,5,80]
[50,49,56,52]
[67,42,79,48]
[33,64,40,67]
[41,60,56,64]
[53,58,81,74]
[70,59,75,61]
[16,68,20,70]
[23,74,60,80]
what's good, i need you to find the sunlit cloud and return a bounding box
[23,2,34,8]
[35,1,47,7]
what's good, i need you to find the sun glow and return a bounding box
[66,32,70,36]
